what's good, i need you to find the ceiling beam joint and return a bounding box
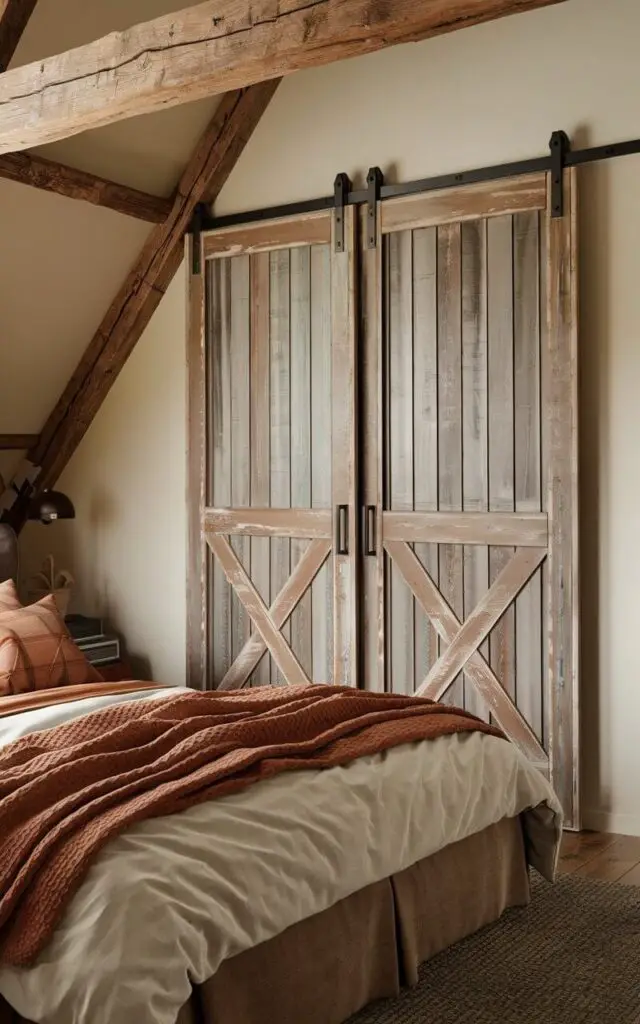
[0,0,38,73]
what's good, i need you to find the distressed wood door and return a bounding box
[362,172,580,826]
[188,209,359,690]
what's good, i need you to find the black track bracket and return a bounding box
[333,173,351,253]
[366,167,384,249]
[550,130,570,218]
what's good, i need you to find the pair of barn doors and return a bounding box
[187,169,579,827]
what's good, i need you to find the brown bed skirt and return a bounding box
[185,815,530,1024]
[0,817,529,1024]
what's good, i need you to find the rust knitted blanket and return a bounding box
[0,683,503,967]
[0,680,165,719]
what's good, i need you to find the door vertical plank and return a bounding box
[362,209,385,691]
[250,252,271,685]
[388,231,415,695]
[186,238,208,689]
[311,244,333,683]
[514,211,543,741]
[437,222,464,707]
[331,206,358,687]
[270,249,292,683]
[412,227,439,692]
[461,219,490,720]
[487,215,516,703]
[210,259,232,685]
[290,246,313,677]
[539,210,550,752]
[547,168,580,828]
[230,256,251,665]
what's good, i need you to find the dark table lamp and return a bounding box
[0,487,75,584]
[27,489,76,525]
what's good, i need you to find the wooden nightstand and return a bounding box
[66,615,132,681]
[97,658,134,683]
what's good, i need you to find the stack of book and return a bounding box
[65,614,121,666]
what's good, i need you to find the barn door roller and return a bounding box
[333,173,351,253]
[366,167,384,249]
[550,130,570,218]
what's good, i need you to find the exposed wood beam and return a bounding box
[0,151,172,222]
[2,81,279,531]
[0,434,38,450]
[0,0,38,72]
[0,0,566,153]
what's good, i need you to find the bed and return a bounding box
[0,684,561,1024]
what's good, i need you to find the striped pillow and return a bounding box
[0,595,102,696]
[0,580,21,612]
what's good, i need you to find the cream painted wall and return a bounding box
[21,271,187,685]
[17,0,640,833]
[0,183,150,433]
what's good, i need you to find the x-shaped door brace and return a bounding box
[206,532,547,766]
[206,533,331,690]
[385,541,548,766]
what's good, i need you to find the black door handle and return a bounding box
[336,504,349,555]
[363,505,377,556]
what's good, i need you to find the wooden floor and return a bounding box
[558,831,640,885]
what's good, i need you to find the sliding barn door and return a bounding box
[187,168,579,826]
[362,172,579,826]
[187,210,359,691]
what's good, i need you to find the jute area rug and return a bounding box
[350,873,640,1024]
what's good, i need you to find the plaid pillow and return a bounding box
[0,580,21,613]
[0,595,102,696]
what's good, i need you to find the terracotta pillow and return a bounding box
[0,580,21,613]
[0,595,102,696]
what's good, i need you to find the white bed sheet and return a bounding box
[0,688,562,1024]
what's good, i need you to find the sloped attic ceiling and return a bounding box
[0,0,220,463]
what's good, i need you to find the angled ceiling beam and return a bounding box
[0,150,172,222]
[2,80,279,531]
[0,0,38,71]
[0,0,566,154]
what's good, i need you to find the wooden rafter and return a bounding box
[2,81,280,530]
[0,0,37,71]
[0,151,172,222]
[0,0,566,153]
[0,434,37,450]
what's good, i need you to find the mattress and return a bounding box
[0,687,562,1024]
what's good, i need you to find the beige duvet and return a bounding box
[0,687,562,1024]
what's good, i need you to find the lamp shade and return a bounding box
[27,489,75,525]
